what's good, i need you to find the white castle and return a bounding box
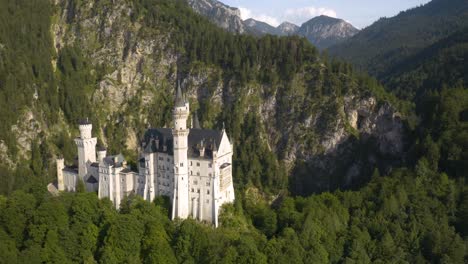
[56,85,235,226]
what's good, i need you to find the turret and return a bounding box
[173,82,190,130]
[79,118,93,139]
[172,81,190,219]
[74,119,97,178]
[97,146,107,162]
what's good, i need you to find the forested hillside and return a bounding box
[328,0,468,78]
[1,165,467,263]
[0,0,467,263]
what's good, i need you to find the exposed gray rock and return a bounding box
[297,15,359,50]
[244,18,279,36]
[187,0,245,33]
[277,22,299,36]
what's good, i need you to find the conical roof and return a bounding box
[175,81,185,107]
[193,112,201,129]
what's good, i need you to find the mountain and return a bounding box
[296,15,359,50]
[243,16,358,49]
[277,22,299,36]
[185,0,357,49]
[384,27,468,101]
[328,0,468,78]
[244,18,279,35]
[244,20,300,37]
[186,0,245,33]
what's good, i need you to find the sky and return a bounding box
[223,0,432,29]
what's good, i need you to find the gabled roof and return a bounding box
[103,154,126,168]
[86,175,98,183]
[143,128,222,159]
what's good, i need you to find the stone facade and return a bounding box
[55,87,235,226]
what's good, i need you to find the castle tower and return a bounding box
[97,146,107,162]
[74,119,97,179]
[56,157,65,191]
[172,83,190,219]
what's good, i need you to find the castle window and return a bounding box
[193,180,198,185]
[206,182,210,186]
[197,189,200,193]
[209,173,212,177]
[190,171,193,175]
[197,162,200,167]
[197,172,200,176]
[209,163,212,168]
[167,158,170,162]
[207,190,210,194]
[180,163,183,167]
[191,188,194,192]
[190,161,193,166]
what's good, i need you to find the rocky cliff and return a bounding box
[1,0,406,196]
[187,0,245,33]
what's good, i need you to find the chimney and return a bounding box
[199,139,205,157]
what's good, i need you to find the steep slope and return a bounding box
[186,0,245,33]
[297,15,359,50]
[383,27,468,101]
[329,0,468,78]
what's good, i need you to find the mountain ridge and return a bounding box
[187,0,359,49]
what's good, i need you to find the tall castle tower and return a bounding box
[172,83,190,219]
[74,119,97,179]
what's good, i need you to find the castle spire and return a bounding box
[193,112,201,129]
[175,80,185,107]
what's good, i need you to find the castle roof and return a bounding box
[78,118,91,125]
[143,128,222,159]
[103,154,126,168]
[175,82,185,107]
[86,175,98,183]
[193,112,201,129]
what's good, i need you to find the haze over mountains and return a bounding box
[187,0,359,49]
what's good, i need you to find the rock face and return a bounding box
[296,15,359,50]
[277,22,300,36]
[187,0,245,33]
[244,18,279,36]
[290,95,406,195]
[244,20,301,37]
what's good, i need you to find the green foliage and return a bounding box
[329,0,468,78]
[0,164,466,263]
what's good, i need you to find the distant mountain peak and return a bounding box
[297,16,359,49]
[187,0,245,33]
[277,22,299,36]
[186,0,359,49]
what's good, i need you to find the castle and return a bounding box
[56,85,235,226]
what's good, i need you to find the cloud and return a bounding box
[284,7,337,25]
[239,6,337,27]
[239,6,280,26]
